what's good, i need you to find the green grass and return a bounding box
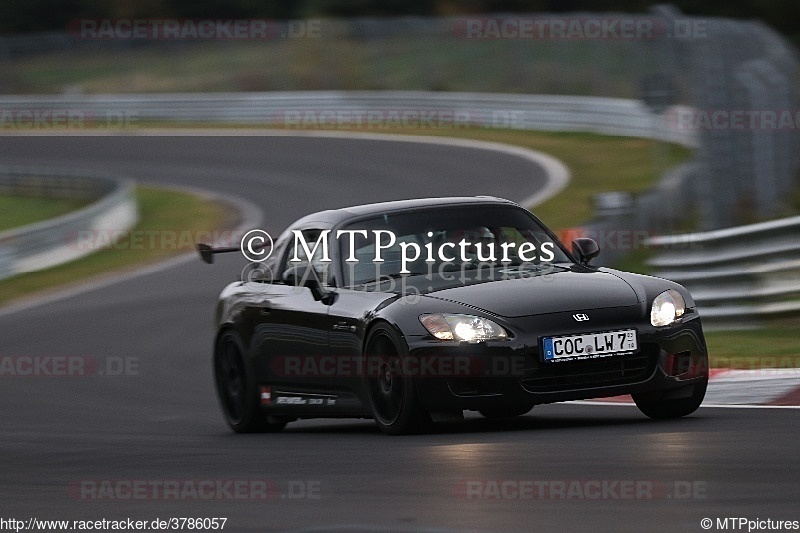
[7,37,667,97]
[611,246,655,276]
[0,195,91,231]
[0,185,229,305]
[706,327,800,367]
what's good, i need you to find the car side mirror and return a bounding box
[571,238,600,265]
[282,265,335,304]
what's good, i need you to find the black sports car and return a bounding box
[200,196,708,435]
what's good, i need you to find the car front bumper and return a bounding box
[406,312,709,412]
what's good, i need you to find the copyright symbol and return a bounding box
[701,518,713,530]
[240,229,273,262]
[241,262,273,293]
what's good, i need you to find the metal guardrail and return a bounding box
[0,168,138,280]
[646,216,800,326]
[0,92,698,147]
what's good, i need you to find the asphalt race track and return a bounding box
[1,134,799,532]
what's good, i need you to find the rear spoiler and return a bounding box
[196,240,271,264]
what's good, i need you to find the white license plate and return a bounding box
[542,329,637,363]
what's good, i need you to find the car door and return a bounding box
[245,228,334,390]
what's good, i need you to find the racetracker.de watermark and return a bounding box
[68,19,321,40]
[0,110,137,130]
[271,354,529,379]
[67,479,321,501]
[455,479,707,500]
[712,357,800,373]
[558,229,705,252]
[277,109,528,130]
[454,17,707,40]
[0,356,138,377]
[667,108,800,131]
[67,229,240,252]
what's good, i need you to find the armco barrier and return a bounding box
[0,91,698,147]
[0,168,138,280]
[646,216,800,326]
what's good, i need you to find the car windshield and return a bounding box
[337,204,571,286]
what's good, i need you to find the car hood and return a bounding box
[424,268,640,318]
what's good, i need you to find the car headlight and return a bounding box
[650,289,686,327]
[419,313,508,342]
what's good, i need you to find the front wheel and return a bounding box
[364,324,431,435]
[214,329,286,433]
[632,378,707,420]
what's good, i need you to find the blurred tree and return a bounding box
[0,0,111,33]
[300,0,434,17]
[0,0,797,38]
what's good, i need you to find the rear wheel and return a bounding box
[365,325,431,435]
[632,377,707,420]
[214,330,286,433]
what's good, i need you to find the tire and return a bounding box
[632,377,708,420]
[479,403,535,419]
[214,329,286,433]
[364,324,432,435]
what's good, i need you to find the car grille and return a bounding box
[520,343,658,393]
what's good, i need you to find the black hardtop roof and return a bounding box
[290,196,519,229]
